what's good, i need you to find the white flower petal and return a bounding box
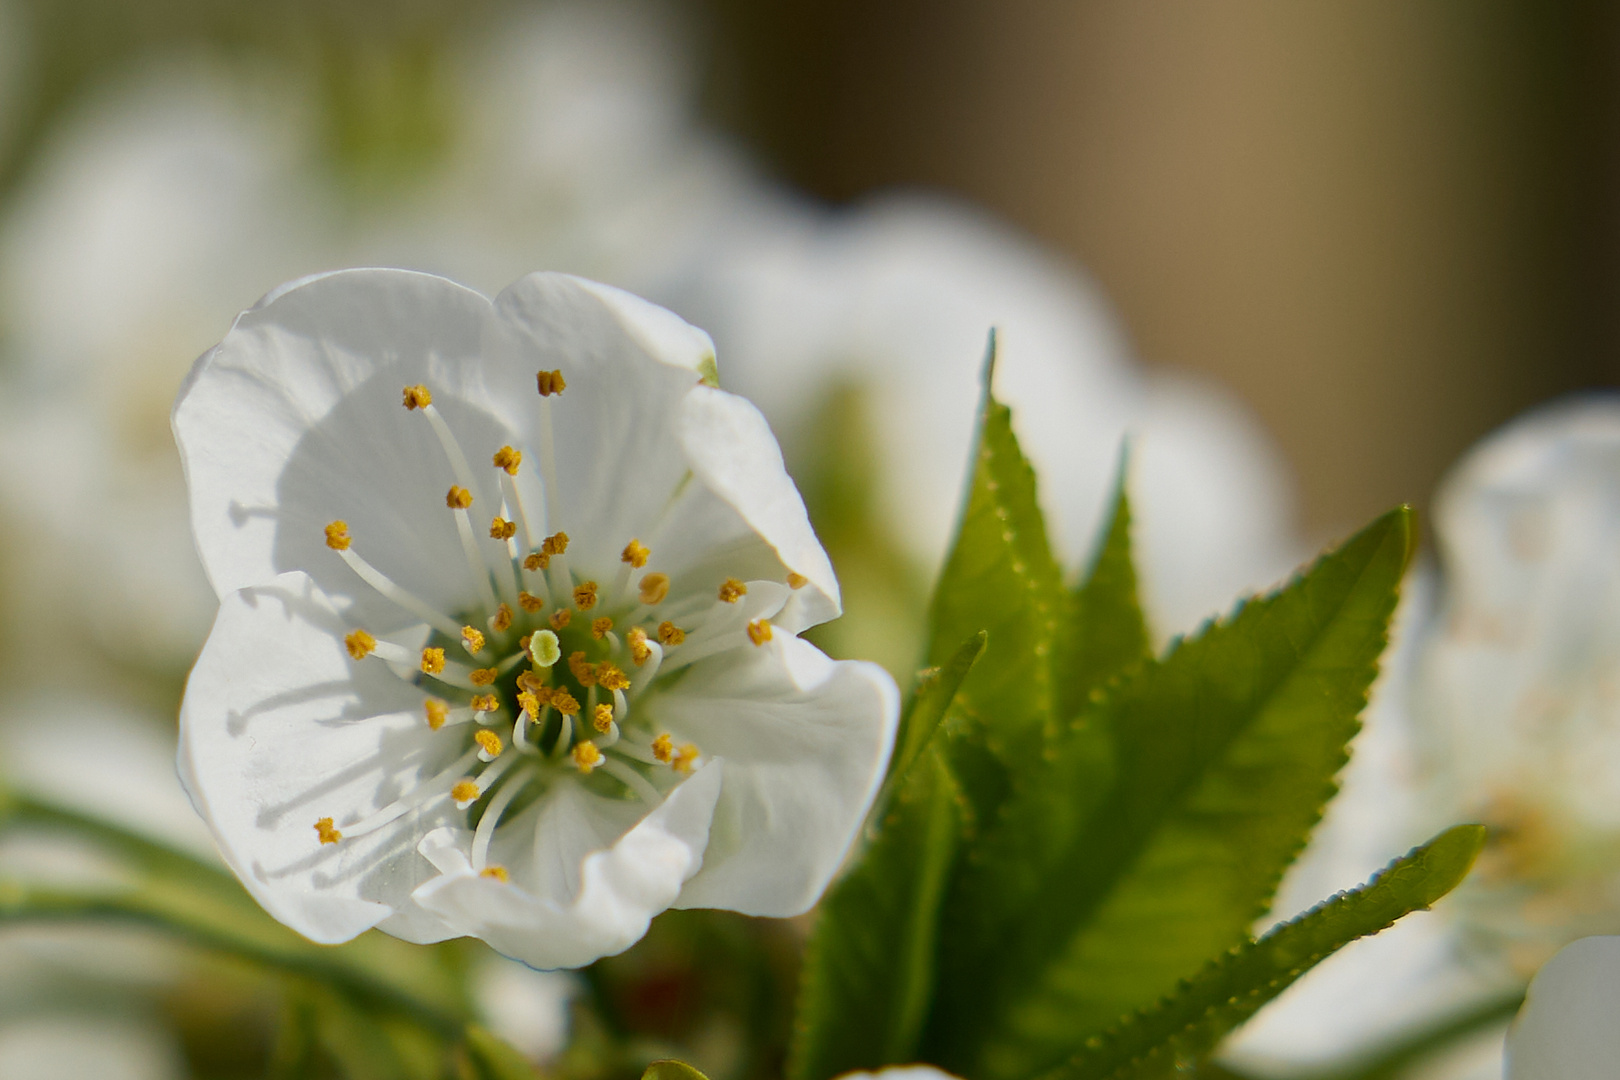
[412,762,722,969]
[676,386,839,632]
[659,636,899,915]
[179,570,466,944]
[1507,936,1620,1079]
[174,268,517,627]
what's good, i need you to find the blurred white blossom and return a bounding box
[1505,935,1620,1080]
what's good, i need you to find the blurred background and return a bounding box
[0,2,1617,1078]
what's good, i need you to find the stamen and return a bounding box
[747,618,773,646]
[569,652,597,687]
[592,704,613,734]
[596,663,629,692]
[402,385,433,410]
[421,648,446,675]
[549,609,572,631]
[315,817,342,844]
[325,521,352,550]
[787,572,809,590]
[600,758,663,805]
[551,689,580,717]
[451,779,481,808]
[492,603,514,632]
[516,671,548,696]
[330,540,461,639]
[631,639,664,690]
[470,693,501,714]
[344,629,376,660]
[657,622,686,646]
[621,540,650,568]
[518,591,544,612]
[591,617,613,640]
[529,629,561,667]
[573,581,598,610]
[470,761,525,870]
[492,446,522,475]
[572,742,602,772]
[627,627,652,666]
[639,573,670,605]
[490,517,516,541]
[481,866,510,882]
[446,486,474,509]
[536,370,567,396]
[425,699,449,730]
[672,743,700,772]
[469,667,499,687]
[475,729,504,761]
[524,551,550,571]
[718,578,747,604]
[516,690,542,717]
[652,734,674,764]
[461,626,486,654]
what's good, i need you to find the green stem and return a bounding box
[0,881,468,1040]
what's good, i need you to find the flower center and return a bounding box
[310,375,805,877]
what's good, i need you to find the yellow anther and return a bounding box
[652,733,675,764]
[639,573,670,605]
[573,582,598,610]
[551,689,580,716]
[572,741,603,772]
[592,703,613,733]
[621,539,650,568]
[524,552,550,571]
[493,603,514,632]
[469,667,498,687]
[461,625,486,653]
[591,616,613,640]
[480,865,510,882]
[446,485,473,510]
[550,609,572,631]
[475,729,503,757]
[490,517,516,541]
[596,663,629,692]
[747,619,773,646]
[471,693,500,713]
[421,648,446,675]
[451,780,481,804]
[516,670,547,695]
[492,446,522,475]
[657,621,685,646]
[324,520,352,551]
[569,651,597,687]
[672,743,700,773]
[542,531,570,555]
[627,627,652,666]
[518,591,543,612]
[344,629,376,660]
[402,384,432,410]
[516,691,540,716]
[787,572,809,590]
[536,369,567,397]
[718,578,747,604]
[315,817,342,844]
[425,699,449,730]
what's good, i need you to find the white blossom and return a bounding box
[174,268,898,968]
[1505,935,1620,1079]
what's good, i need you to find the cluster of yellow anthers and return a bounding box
[308,376,810,880]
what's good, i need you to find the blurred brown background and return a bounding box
[700,0,1619,536]
[7,0,1617,537]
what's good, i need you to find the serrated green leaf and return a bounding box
[789,748,963,1080]
[927,334,1063,832]
[1043,825,1486,1080]
[892,632,988,785]
[1060,459,1150,718]
[924,508,1414,1080]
